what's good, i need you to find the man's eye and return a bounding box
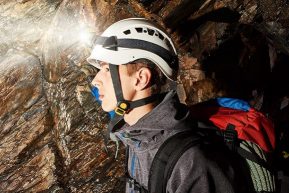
[105,67,110,72]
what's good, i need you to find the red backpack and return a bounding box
[189,97,275,153]
[148,98,276,193]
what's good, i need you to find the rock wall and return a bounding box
[0,0,288,192]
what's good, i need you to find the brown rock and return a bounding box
[1,0,289,192]
[40,1,126,191]
[0,146,57,192]
[0,51,42,119]
[0,51,57,192]
[179,53,199,70]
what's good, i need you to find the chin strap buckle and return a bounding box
[115,101,130,116]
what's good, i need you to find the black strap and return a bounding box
[117,39,178,70]
[124,131,201,193]
[148,130,201,193]
[94,36,178,70]
[198,121,272,171]
[109,63,164,116]
[109,64,124,102]
[237,146,272,171]
[223,123,238,151]
[129,93,163,109]
[93,35,107,45]
[126,124,272,193]
[94,36,118,50]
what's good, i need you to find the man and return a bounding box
[87,18,247,193]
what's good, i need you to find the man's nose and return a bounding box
[91,72,101,88]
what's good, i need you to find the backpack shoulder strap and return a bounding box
[148,130,201,193]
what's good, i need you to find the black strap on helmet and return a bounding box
[109,64,160,116]
[94,36,178,72]
[117,39,178,71]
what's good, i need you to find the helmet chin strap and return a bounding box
[109,63,160,116]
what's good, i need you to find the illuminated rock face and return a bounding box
[1,1,125,192]
[0,50,125,192]
[0,51,54,192]
[0,0,289,192]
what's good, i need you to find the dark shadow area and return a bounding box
[163,5,289,190]
[201,24,289,192]
[202,24,272,100]
[167,8,240,45]
[164,0,208,29]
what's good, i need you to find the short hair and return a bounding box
[125,59,169,94]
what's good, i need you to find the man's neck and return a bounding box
[124,102,155,126]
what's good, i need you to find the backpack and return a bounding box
[148,98,276,193]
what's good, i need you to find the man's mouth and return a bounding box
[99,95,104,100]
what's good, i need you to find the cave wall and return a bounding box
[0,0,289,192]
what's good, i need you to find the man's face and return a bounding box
[91,62,136,112]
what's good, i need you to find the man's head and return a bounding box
[125,59,168,94]
[87,18,178,116]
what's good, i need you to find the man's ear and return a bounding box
[135,67,152,91]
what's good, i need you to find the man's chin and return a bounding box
[101,104,116,113]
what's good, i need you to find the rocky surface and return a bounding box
[0,0,288,192]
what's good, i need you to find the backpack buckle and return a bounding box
[127,178,143,193]
[223,123,238,151]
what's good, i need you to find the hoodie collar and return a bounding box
[115,90,193,151]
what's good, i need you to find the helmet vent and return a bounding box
[158,33,164,40]
[148,29,155,36]
[135,27,143,33]
[123,30,131,35]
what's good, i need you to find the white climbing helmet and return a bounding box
[87,18,178,81]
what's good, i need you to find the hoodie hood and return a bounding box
[114,90,195,151]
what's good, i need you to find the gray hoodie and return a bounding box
[115,91,248,193]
